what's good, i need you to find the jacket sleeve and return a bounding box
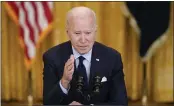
[42,53,71,105]
[108,53,128,105]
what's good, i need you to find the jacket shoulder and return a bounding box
[43,41,70,60]
[95,42,121,57]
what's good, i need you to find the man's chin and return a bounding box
[78,49,89,54]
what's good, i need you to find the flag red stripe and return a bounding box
[7,2,19,17]
[41,2,53,23]
[31,2,42,34]
[21,2,36,45]
[20,26,30,60]
[5,1,53,69]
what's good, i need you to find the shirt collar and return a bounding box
[72,46,92,62]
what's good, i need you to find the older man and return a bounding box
[43,6,128,105]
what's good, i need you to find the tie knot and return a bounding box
[79,56,85,63]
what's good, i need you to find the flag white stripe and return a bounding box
[10,1,53,62]
[35,2,48,30]
[47,2,53,11]
[24,2,39,43]
[16,2,36,58]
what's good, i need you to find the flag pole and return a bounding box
[142,62,148,106]
[28,70,33,106]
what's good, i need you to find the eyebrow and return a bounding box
[74,30,81,32]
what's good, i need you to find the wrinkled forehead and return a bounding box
[71,19,95,31]
[68,15,95,31]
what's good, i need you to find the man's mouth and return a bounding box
[78,46,88,49]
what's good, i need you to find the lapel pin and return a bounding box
[96,58,99,61]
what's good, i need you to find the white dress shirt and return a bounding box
[59,46,92,94]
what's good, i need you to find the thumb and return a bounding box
[70,54,75,61]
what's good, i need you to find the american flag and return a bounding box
[5,1,53,69]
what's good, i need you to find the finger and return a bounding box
[68,54,74,64]
[66,58,74,68]
[74,101,82,105]
[66,55,75,68]
[67,63,74,71]
[70,54,75,61]
[67,67,74,77]
[69,103,73,105]
[69,65,74,74]
[69,101,76,105]
[68,70,74,76]
[68,67,74,79]
[65,61,73,71]
[66,59,73,67]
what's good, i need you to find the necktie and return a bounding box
[77,56,88,86]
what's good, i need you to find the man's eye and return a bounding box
[75,32,80,35]
[86,32,91,34]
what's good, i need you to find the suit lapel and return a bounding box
[89,42,101,89]
[61,41,73,62]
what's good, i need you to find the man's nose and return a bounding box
[80,34,85,43]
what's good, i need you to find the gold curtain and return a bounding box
[1,2,173,103]
[150,3,173,102]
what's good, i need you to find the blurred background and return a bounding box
[1,1,173,106]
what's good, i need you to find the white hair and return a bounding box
[66,6,97,29]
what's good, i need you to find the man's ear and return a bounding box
[66,30,70,39]
[95,25,98,33]
[66,27,69,35]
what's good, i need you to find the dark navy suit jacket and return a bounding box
[43,41,128,105]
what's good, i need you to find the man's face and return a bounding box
[67,17,96,54]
